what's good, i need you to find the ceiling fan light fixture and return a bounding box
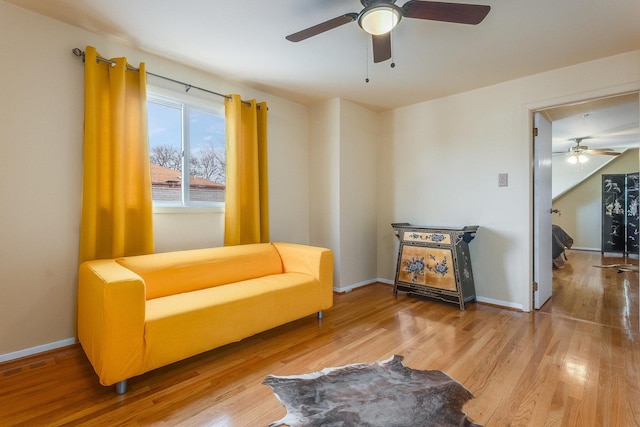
[358,5,402,35]
[567,153,589,164]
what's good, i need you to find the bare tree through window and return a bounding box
[191,143,226,183]
[151,144,182,171]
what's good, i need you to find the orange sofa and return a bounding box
[77,242,333,394]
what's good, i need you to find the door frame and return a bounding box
[526,83,640,312]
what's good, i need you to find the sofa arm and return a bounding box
[78,260,146,386]
[272,242,334,308]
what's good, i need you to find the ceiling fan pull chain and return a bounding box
[390,31,396,68]
[365,36,371,83]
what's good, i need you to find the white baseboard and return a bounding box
[333,278,393,293]
[335,279,524,311]
[570,246,599,252]
[0,338,76,363]
[476,296,524,311]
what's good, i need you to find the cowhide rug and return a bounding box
[263,354,482,427]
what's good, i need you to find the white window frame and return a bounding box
[147,86,226,211]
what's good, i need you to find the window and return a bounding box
[147,93,225,206]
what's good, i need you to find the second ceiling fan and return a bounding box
[286,0,491,63]
[555,137,622,164]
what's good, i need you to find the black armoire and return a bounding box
[602,173,639,255]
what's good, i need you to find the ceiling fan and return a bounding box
[285,0,491,63]
[555,137,622,164]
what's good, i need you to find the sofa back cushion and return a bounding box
[116,243,283,300]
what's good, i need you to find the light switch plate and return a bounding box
[498,173,508,187]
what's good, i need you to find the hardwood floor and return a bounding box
[1,250,638,426]
[541,249,639,334]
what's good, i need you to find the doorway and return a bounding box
[533,91,640,328]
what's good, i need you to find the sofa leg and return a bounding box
[115,380,128,395]
[317,311,323,320]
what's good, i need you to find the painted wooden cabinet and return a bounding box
[391,224,478,310]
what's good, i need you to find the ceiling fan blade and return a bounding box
[402,0,491,25]
[585,149,621,156]
[286,13,358,42]
[372,33,392,63]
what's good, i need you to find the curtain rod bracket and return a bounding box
[72,48,85,62]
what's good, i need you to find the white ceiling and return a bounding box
[5,0,640,112]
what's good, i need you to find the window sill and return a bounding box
[153,205,225,214]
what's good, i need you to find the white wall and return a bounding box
[309,99,341,286]
[1,2,84,360]
[308,98,379,291]
[377,50,640,311]
[0,2,311,358]
[338,99,378,290]
[552,148,639,250]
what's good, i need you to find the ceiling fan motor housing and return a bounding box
[571,145,589,153]
[361,0,399,7]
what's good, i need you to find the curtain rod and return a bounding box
[72,48,252,106]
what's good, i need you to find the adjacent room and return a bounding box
[1,0,639,425]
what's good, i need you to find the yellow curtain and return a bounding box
[79,46,154,263]
[224,94,269,246]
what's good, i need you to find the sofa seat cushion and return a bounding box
[142,272,323,370]
[116,243,283,300]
